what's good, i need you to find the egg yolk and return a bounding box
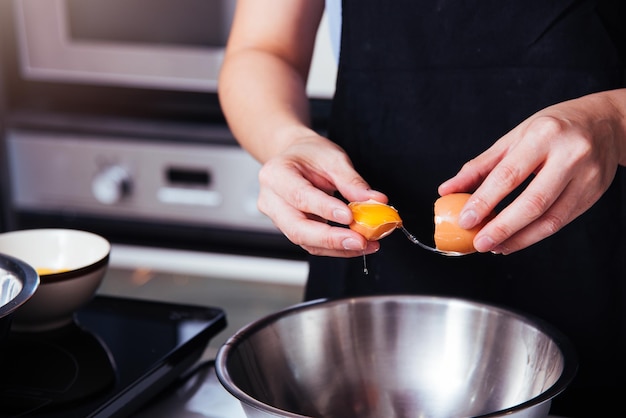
[349,200,402,241]
[36,267,69,275]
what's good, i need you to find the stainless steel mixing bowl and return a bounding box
[0,253,39,342]
[216,295,577,418]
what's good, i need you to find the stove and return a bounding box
[0,295,226,417]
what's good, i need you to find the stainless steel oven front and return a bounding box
[10,0,336,97]
[3,121,301,255]
[13,0,233,92]
[0,0,336,255]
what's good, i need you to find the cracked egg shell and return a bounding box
[348,200,402,241]
[434,193,493,254]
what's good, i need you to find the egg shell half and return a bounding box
[349,200,403,241]
[434,193,491,254]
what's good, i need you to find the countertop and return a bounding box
[97,244,306,417]
[133,363,246,418]
[133,364,567,418]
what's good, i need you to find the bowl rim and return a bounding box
[38,254,110,284]
[215,294,579,418]
[0,228,111,283]
[0,253,40,318]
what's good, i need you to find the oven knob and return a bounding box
[92,166,131,204]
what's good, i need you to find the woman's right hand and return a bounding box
[219,0,385,256]
[257,133,387,257]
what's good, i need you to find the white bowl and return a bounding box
[0,229,111,331]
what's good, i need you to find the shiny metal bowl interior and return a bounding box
[0,254,39,339]
[216,295,577,418]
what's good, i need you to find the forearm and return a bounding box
[219,50,317,163]
[599,88,626,166]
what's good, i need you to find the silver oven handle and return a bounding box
[109,244,308,286]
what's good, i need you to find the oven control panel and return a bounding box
[6,129,279,234]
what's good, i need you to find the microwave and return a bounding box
[11,0,336,98]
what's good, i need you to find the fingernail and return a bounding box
[491,244,509,255]
[474,235,496,252]
[342,238,364,251]
[367,243,380,253]
[458,209,478,229]
[333,209,352,225]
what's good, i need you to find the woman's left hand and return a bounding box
[439,89,626,254]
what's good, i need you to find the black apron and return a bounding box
[306,1,626,416]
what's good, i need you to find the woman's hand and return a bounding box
[219,0,386,256]
[258,134,388,257]
[439,89,626,254]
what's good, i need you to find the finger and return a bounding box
[325,157,388,204]
[485,179,592,254]
[486,160,612,254]
[472,162,571,252]
[275,204,381,256]
[260,155,388,227]
[292,148,389,206]
[438,137,511,195]
[302,239,381,258]
[258,159,351,223]
[457,130,552,230]
[257,172,379,254]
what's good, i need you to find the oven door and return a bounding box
[12,0,233,92]
[11,0,336,98]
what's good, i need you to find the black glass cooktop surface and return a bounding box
[0,295,227,417]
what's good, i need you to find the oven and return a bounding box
[12,0,234,92]
[0,0,336,254]
[0,1,334,415]
[9,0,335,97]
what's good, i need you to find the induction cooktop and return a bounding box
[0,295,227,417]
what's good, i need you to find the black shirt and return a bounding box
[307,1,626,416]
